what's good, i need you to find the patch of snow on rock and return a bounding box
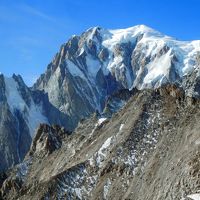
[4,77,26,114]
[96,136,112,167]
[28,102,48,138]
[97,117,107,126]
[187,193,200,200]
[66,60,86,79]
[86,56,101,77]
[103,178,111,199]
[119,124,124,131]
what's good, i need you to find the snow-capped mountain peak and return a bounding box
[1,25,200,172]
[97,25,200,89]
[33,25,200,128]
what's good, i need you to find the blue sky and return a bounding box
[0,0,200,85]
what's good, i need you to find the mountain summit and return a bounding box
[34,24,200,126]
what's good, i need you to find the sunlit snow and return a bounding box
[187,193,200,200]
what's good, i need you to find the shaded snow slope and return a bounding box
[4,76,48,137]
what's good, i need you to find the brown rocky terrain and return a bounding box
[1,85,200,200]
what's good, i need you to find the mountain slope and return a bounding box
[1,85,200,200]
[0,74,48,171]
[0,72,81,172]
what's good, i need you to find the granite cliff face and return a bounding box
[0,25,200,199]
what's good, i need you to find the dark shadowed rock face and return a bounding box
[1,86,200,200]
[29,124,70,157]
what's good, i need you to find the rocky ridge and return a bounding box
[1,85,200,200]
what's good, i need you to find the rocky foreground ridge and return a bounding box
[1,85,200,200]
